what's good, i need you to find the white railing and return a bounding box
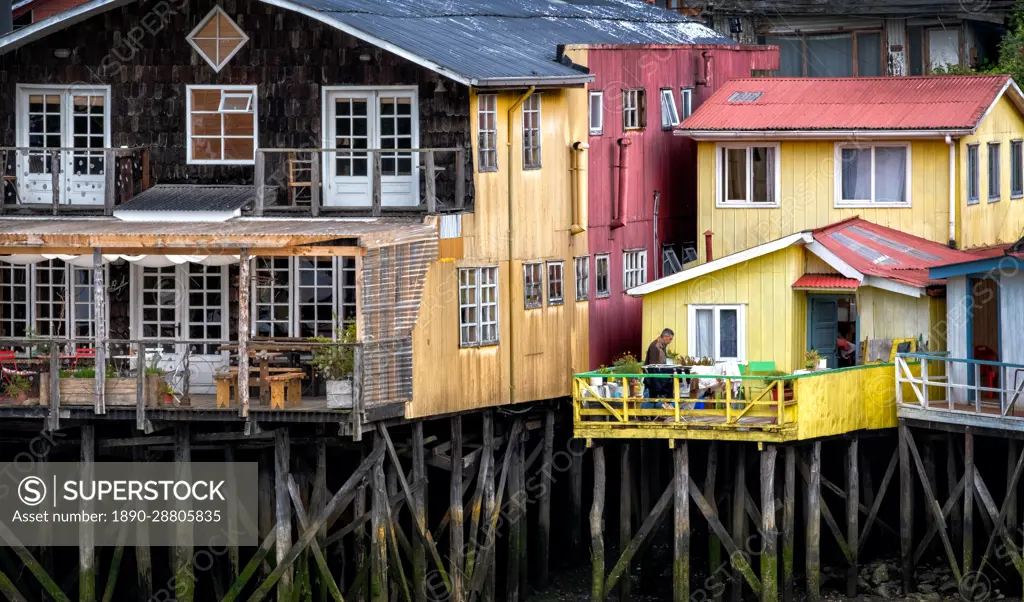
[896,352,1024,418]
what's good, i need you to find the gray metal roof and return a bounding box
[114,185,257,213]
[0,0,735,85]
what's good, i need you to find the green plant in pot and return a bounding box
[805,349,821,370]
[4,374,31,404]
[763,370,794,401]
[159,380,175,405]
[309,322,357,409]
[612,353,644,396]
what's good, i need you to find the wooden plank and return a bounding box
[48,347,60,431]
[569,438,583,564]
[455,149,465,209]
[464,412,493,583]
[687,475,761,594]
[237,249,250,418]
[226,445,241,582]
[965,427,975,575]
[761,446,778,602]
[903,425,962,580]
[731,445,747,602]
[537,409,554,586]
[674,443,690,602]
[371,152,382,217]
[51,150,60,214]
[972,469,1024,578]
[133,447,153,602]
[914,472,966,565]
[174,425,194,602]
[846,440,858,597]
[275,429,294,601]
[899,424,916,593]
[605,478,675,593]
[0,569,28,602]
[860,450,898,554]
[782,447,795,602]
[620,443,632,602]
[254,151,265,216]
[134,341,145,431]
[450,416,465,602]
[104,149,115,215]
[424,152,436,213]
[591,446,606,602]
[93,248,106,414]
[798,459,853,565]
[140,149,150,191]
[412,422,427,602]
[806,442,821,602]
[507,433,522,602]
[482,414,497,601]
[81,424,96,602]
[370,448,388,602]
[286,476,344,602]
[221,527,278,602]
[706,442,722,602]
[310,152,321,217]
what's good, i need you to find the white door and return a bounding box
[324,88,419,208]
[17,87,109,206]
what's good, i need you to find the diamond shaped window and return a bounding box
[187,6,248,72]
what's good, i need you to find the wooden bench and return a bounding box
[215,370,305,409]
[267,373,304,409]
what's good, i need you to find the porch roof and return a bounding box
[0,216,436,252]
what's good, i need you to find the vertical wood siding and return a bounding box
[999,272,1024,365]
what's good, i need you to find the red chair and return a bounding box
[974,345,999,399]
[0,350,36,403]
[71,347,96,368]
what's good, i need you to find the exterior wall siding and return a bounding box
[999,272,1024,366]
[856,287,944,350]
[695,138,951,263]
[584,44,778,369]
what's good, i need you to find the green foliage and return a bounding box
[665,348,679,361]
[612,353,643,376]
[677,355,715,367]
[71,367,95,379]
[930,63,983,76]
[4,374,31,396]
[996,0,1024,84]
[159,380,174,396]
[763,369,793,389]
[308,322,357,381]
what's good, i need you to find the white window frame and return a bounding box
[715,142,781,208]
[185,84,258,165]
[186,5,249,73]
[595,254,610,299]
[130,264,228,354]
[681,88,693,119]
[687,304,746,363]
[1012,139,1023,199]
[546,261,564,306]
[589,91,604,135]
[574,256,589,301]
[219,91,254,112]
[623,88,645,130]
[623,249,647,290]
[833,142,913,208]
[458,266,499,348]
[250,256,358,339]
[478,94,498,172]
[0,261,108,350]
[967,144,980,205]
[522,94,542,170]
[660,88,680,130]
[523,262,543,309]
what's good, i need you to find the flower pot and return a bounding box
[817,358,827,370]
[771,388,794,402]
[13,391,26,405]
[326,379,353,409]
[589,377,603,387]
[161,393,174,405]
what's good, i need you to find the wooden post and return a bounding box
[507,432,522,602]
[174,425,194,602]
[731,445,747,602]
[372,151,382,217]
[706,441,723,602]
[412,422,427,602]
[133,447,153,602]
[1009,439,1019,553]
[80,424,96,602]
[237,249,250,417]
[455,148,466,209]
[104,149,115,215]
[947,433,963,571]
[275,429,293,601]
[48,348,60,431]
[806,442,821,602]
[140,148,151,191]
[783,447,796,602]
[537,409,554,586]
[450,416,464,602]
[620,443,633,602]
[846,439,859,597]
[258,450,274,577]
[591,446,606,602]
[762,445,779,602]
[570,438,584,562]
[371,445,388,602]
[674,443,690,602]
[134,340,145,430]
[425,152,437,213]
[899,424,916,593]
[310,151,321,217]
[355,448,368,602]
[93,248,106,414]
[226,445,241,584]
[254,151,265,216]
[51,149,60,214]
[964,427,975,576]
[482,414,498,601]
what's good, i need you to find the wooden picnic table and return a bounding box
[216,344,312,406]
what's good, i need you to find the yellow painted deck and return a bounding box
[572,363,916,442]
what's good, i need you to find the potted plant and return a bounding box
[4,374,31,404]
[665,349,679,366]
[159,380,175,405]
[805,350,821,370]
[309,322,357,409]
[612,353,644,397]
[763,370,794,402]
[590,366,611,387]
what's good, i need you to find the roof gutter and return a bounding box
[476,75,595,88]
[677,129,973,140]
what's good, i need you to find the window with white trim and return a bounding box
[459,267,499,347]
[1012,140,1023,198]
[523,263,543,309]
[623,88,646,130]
[0,260,99,345]
[547,261,564,306]
[688,304,745,363]
[989,142,1001,202]
[681,88,693,118]
[575,256,589,301]
[589,92,603,135]
[186,263,225,355]
[523,94,542,169]
[595,254,610,298]
[623,250,647,290]
[478,94,498,172]
[660,88,680,129]
[186,6,249,72]
[968,144,980,204]
[186,86,256,164]
[837,143,910,206]
[252,257,357,339]
[718,144,779,206]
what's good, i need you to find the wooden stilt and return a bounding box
[450,416,465,602]
[411,422,427,602]
[782,446,795,602]
[903,425,963,580]
[762,445,779,602]
[899,423,916,593]
[846,439,859,597]
[371,444,389,602]
[313,440,327,602]
[355,447,368,602]
[481,414,497,601]
[226,445,241,584]
[507,431,522,602]
[133,447,153,602]
[465,413,493,584]
[620,442,633,602]
[174,425,194,602]
[605,478,675,593]
[275,429,294,601]
[674,443,690,602]
[923,438,937,549]
[518,432,528,598]
[80,424,96,602]
[1009,439,1019,565]
[286,476,345,602]
[237,248,250,417]
[731,445,747,602]
[860,450,898,556]
[947,433,963,556]
[688,475,762,594]
[964,427,975,576]
[706,441,723,602]
[591,446,607,602]
[806,442,821,602]
[537,409,554,587]
[860,446,875,511]
[569,438,584,563]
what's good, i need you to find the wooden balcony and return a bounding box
[573,363,907,443]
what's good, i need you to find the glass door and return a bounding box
[325,91,372,207]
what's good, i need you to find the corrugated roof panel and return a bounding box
[792,274,860,290]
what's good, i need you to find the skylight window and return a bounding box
[727,91,763,103]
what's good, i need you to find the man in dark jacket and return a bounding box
[644,328,674,366]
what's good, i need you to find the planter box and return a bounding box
[40,375,162,407]
[326,379,353,409]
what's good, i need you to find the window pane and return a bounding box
[694,309,714,359]
[968,146,979,201]
[841,148,871,201]
[875,147,907,203]
[856,33,882,76]
[719,309,738,359]
[725,148,747,201]
[1012,141,1022,196]
[751,147,773,203]
[806,34,853,77]
[989,143,1001,200]
[766,36,803,76]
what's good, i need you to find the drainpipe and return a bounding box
[506,86,535,405]
[704,230,714,262]
[694,51,713,87]
[652,190,661,279]
[570,141,588,235]
[946,134,957,248]
[611,137,632,230]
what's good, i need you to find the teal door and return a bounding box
[808,295,839,369]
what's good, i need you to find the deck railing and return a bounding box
[896,352,1024,419]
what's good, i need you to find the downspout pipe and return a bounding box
[611,137,632,230]
[570,141,588,235]
[506,86,535,405]
[946,134,957,248]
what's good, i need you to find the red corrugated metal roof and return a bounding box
[792,274,860,290]
[679,75,1015,132]
[812,218,977,287]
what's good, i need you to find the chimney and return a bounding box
[0,0,12,37]
[704,230,714,262]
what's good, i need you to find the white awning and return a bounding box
[0,254,239,266]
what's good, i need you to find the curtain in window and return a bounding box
[806,34,853,77]
[719,309,738,359]
[856,33,882,76]
[694,309,714,358]
[841,148,872,200]
[752,147,774,203]
[875,147,907,203]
